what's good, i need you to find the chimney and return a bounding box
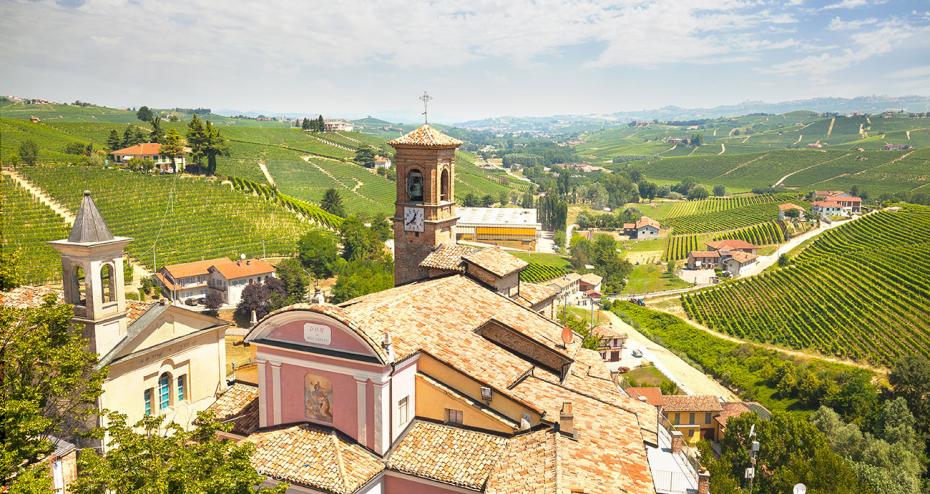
[697,469,710,494]
[671,430,684,453]
[250,309,258,326]
[559,401,575,439]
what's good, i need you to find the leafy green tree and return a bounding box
[204,290,224,312]
[301,117,311,130]
[354,146,375,168]
[18,140,39,165]
[571,234,631,293]
[481,194,495,207]
[687,185,709,200]
[462,192,480,207]
[520,190,535,209]
[498,191,509,206]
[133,127,145,146]
[331,259,393,303]
[234,277,287,325]
[106,129,122,151]
[339,215,384,262]
[297,230,339,278]
[0,297,105,490]
[148,116,165,143]
[72,412,286,494]
[160,129,185,173]
[889,355,930,435]
[777,254,790,267]
[0,250,23,290]
[65,142,86,155]
[135,106,154,122]
[713,184,726,197]
[317,115,324,132]
[201,121,229,176]
[321,188,346,217]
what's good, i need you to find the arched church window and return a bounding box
[407,170,424,202]
[158,373,172,410]
[440,168,450,201]
[73,266,86,306]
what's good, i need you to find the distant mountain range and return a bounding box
[454,95,930,133]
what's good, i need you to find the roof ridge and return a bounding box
[330,430,350,494]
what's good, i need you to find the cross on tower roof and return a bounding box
[419,91,432,124]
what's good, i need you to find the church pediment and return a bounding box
[100,304,226,367]
[246,307,384,364]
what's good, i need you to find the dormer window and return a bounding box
[407,170,424,202]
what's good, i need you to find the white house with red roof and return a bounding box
[110,143,188,173]
[811,191,861,218]
[156,256,276,307]
[623,216,661,240]
[687,239,759,276]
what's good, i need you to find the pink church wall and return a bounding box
[266,319,376,357]
[383,475,462,494]
[279,362,360,440]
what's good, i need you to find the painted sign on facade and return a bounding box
[305,373,334,423]
[303,323,332,346]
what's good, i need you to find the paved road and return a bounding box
[603,310,739,400]
[737,215,864,277]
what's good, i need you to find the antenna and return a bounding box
[419,91,432,124]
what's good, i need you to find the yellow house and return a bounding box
[49,191,228,450]
[660,395,723,445]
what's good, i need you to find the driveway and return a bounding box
[676,268,715,285]
[603,311,739,400]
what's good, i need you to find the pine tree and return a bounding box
[107,129,121,151]
[133,127,145,145]
[186,114,206,164]
[201,121,229,176]
[301,117,311,130]
[317,115,324,132]
[321,188,346,217]
[149,116,165,143]
[122,126,134,147]
[161,129,185,173]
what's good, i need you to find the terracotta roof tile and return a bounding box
[0,286,61,308]
[161,257,232,279]
[110,143,163,155]
[125,300,157,324]
[635,216,661,229]
[626,387,664,407]
[579,273,602,285]
[715,402,751,429]
[688,250,720,258]
[485,429,557,494]
[462,247,528,277]
[210,259,276,280]
[207,382,260,435]
[419,243,477,272]
[548,272,581,289]
[727,251,758,264]
[706,239,757,251]
[517,282,560,306]
[388,125,463,148]
[386,420,508,490]
[246,424,383,494]
[660,394,723,412]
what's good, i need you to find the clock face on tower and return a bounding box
[404,206,424,232]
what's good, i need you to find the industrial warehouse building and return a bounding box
[454,207,541,251]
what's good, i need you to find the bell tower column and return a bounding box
[388,125,463,285]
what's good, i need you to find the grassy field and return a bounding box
[621,264,690,295]
[683,204,930,366]
[1,176,71,284]
[20,167,314,270]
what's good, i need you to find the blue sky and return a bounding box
[1,0,929,122]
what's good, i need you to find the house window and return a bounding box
[158,373,171,410]
[445,408,463,425]
[705,412,712,425]
[144,389,153,416]
[673,412,680,425]
[177,375,186,402]
[398,397,409,426]
[689,412,695,424]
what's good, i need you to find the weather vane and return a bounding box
[419,91,432,124]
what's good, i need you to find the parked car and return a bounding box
[196,297,206,305]
[184,298,197,307]
[631,349,643,358]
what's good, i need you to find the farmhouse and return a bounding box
[811,191,862,218]
[48,192,228,451]
[155,256,276,307]
[323,119,354,132]
[593,324,626,362]
[455,206,541,251]
[660,395,723,444]
[778,203,806,221]
[206,124,693,494]
[884,143,912,151]
[110,143,189,173]
[373,155,392,169]
[624,216,661,239]
[687,239,759,276]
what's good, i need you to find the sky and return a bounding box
[1,0,930,122]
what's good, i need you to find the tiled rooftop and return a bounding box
[462,247,528,278]
[418,243,477,272]
[388,125,462,148]
[660,395,723,412]
[516,282,560,306]
[247,424,383,494]
[207,382,260,435]
[0,285,62,308]
[386,420,508,490]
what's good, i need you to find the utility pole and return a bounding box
[745,424,759,494]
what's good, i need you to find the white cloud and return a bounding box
[827,16,878,30]
[887,65,930,80]
[823,0,885,11]
[765,19,930,80]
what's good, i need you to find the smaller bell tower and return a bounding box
[388,125,463,285]
[50,191,132,357]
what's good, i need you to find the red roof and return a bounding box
[210,259,276,280]
[111,143,162,155]
[706,239,757,251]
[689,250,720,259]
[627,387,663,407]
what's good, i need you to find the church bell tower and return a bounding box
[388,125,463,285]
[50,191,132,357]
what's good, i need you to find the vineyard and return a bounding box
[1,177,71,284]
[19,167,314,270]
[682,204,930,366]
[227,176,343,229]
[662,194,783,219]
[664,201,800,234]
[520,263,569,283]
[663,221,788,260]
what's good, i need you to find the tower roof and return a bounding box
[68,191,114,243]
[388,125,462,149]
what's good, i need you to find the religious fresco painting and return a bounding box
[304,373,333,423]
